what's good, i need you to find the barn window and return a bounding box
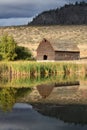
[43,55,48,60]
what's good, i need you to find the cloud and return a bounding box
[0,0,86,18]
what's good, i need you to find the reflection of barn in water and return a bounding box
[78,81,87,98]
[37,84,54,98]
[36,81,79,99]
[79,81,87,90]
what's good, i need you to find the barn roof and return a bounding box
[42,38,80,52]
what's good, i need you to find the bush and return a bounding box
[15,46,33,60]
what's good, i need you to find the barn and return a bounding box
[37,38,80,61]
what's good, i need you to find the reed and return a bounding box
[0,61,85,77]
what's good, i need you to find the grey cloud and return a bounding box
[0,4,37,18]
[0,0,86,18]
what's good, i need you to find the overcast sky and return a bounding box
[0,0,86,26]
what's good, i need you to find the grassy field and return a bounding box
[0,25,87,58]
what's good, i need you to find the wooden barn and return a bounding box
[37,38,80,61]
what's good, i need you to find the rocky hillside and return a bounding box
[29,2,87,25]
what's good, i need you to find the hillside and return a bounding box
[0,25,87,58]
[29,2,87,25]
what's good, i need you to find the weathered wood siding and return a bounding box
[55,51,80,60]
[37,40,55,60]
[37,39,80,61]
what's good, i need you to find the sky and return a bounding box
[0,0,86,26]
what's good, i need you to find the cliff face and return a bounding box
[29,2,87,25]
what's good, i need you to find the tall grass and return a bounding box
[0,61,86,77]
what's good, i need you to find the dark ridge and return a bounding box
[29,1,87,25]
[32,103,87,125]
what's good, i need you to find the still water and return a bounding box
[0,74,87,130]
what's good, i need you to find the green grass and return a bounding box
[0,61,85,77]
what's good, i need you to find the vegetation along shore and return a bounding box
[0,61,87,78]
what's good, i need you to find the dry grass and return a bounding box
[0,25,87,58]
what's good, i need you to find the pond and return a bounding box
[0,73,87,130]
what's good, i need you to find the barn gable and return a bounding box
[37,38,55,60]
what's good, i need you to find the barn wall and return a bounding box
[37,41,55,60]
[55,51,80,60]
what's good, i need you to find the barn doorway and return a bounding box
[43,55,48,60]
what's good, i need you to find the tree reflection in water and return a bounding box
[0,88,32,111]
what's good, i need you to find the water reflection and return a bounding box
[0,73,87,128]
[33,104,87,125]
[0,73,78,88]
[37,84,54,98]
[0,73,84,111]
[0,73,80,111]
[0,103,61,130]
[36,81,79,99]
[0,88,32,111]
[30,84,87,105]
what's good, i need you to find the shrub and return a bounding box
[15,46,33,60]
